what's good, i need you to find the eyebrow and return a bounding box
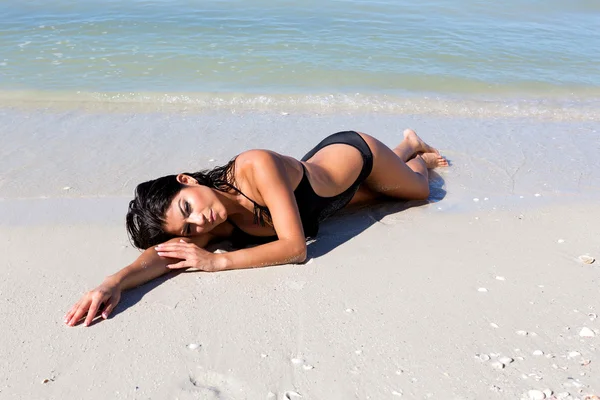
[178,198,187,235]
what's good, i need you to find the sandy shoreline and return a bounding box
[1,108,599,399]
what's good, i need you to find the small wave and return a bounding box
[0,90,598,121]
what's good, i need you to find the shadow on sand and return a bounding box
[306,170,446,259]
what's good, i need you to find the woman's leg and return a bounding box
[351,130,447,203]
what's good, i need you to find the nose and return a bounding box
[190,212,207,227]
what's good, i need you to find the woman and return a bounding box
[64,129,447,327]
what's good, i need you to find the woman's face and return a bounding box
[163,175,227,236]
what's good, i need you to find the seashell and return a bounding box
[526,389,545,400]
[498,356,514,364]
[588,313,597,320]
[556,393,570,399]
[568,351,581,358]
[534,193,541,197]
[476,353,490,361]
[533,350,544,356]
[478,287,488,292]
[291,358,303,365]
[392,390,403,397]
[285,391,302,399]
[208,158,215,162]
[529,332,538,336]
[187,343,200,350]
[579,327,595,337]
[490,323,499,328]
[345,308,355,313]
[495,276,505,281]
[542,389,553,398]
[473,198,480,202]
[579,255,595,264]
[62,186,72,190]
[516,330,528,336]
[581,359,591,366]
[260,353,268,358]
[302,364,314,370]
[491,361,504,369]
[355,350,362,355]
[557,239,565,243]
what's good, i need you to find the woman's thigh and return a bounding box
[357,133,429,200]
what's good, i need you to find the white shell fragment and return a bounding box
[498,356,514,364]
[534,193,541,197]
[578,255,595,264]
[285,391,302,399]
[526,389,545,400]
[532,350,544,356]
[187,343,200,350]
[302,364,314,370]
[473,198,480,202]
[476,353,490,361]
[478,287,488,292]
[516,330,528,336]
[542,389,553,398]
[345,308,355,313]
[588,313,597,321]
[495,276,506,281]
[491,361,504,369]
[62,186,72,190]
[490,323,499,328]
[392,390,403,397]
[568,351,581,358]
[291,358,303,365]
[579,327,595,337]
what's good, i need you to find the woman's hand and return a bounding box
[155,240,225,272]
[64,277,122,327]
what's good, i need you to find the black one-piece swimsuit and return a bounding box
[228,130,374,246]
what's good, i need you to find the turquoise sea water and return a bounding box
[1,0,599,114]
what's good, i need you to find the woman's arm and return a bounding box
[156,151,308,271]
[64,234,213,326]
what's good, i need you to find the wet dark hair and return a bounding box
[126,159,237,250]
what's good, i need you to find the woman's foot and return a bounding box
[420,152,449,169]
[403,128,440,155]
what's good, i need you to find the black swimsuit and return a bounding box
[228,131,374,246]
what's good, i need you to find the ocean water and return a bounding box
[1,0,600,117]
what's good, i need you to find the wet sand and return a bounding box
[1,108,599,399]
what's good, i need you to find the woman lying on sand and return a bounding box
[65,129,448,327]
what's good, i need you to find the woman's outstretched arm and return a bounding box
[64,234,213,327]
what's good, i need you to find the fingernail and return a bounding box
[155,246,160,250]
[102,313,107,319]
[157,252,164,256]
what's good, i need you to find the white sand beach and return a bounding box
[1,110,599,399]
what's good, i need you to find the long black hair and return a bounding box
[126,158,237,250]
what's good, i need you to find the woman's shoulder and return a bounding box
[234,149,280,168]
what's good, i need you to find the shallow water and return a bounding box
[1,0,600,113]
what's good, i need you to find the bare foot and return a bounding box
[403,128,440,155]
[420,152,448,169]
